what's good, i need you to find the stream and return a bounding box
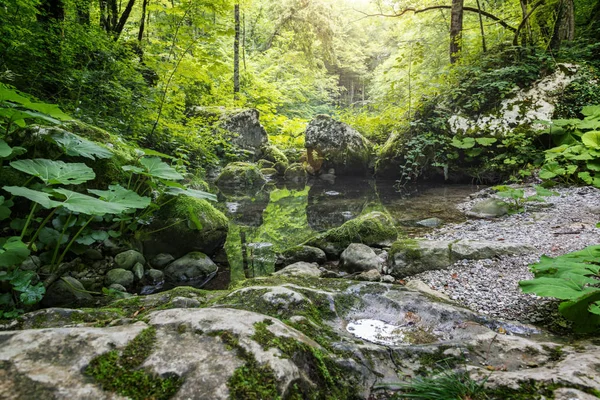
[212,177,482,287]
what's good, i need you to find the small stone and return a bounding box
[105,268,134,288]
[42,276,92,307]
[20,256,41,271]
[355,269,381,282]
[164,252,217,283]
[83,249,103,261]
[108,283,127,293]
[114,250,145,270]
[150,253,175,269]
[381,275,395,283]
[146,269,164,283]
[340,243,382,273]
[132,262,145,281]
[273,262,322,278]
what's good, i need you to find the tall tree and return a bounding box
[99,0,136,39]
[450,0,464,63]
[550,0,575,50]
[234,3,241,98]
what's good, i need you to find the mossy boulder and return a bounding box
[305,115,373,175]
[275,245,327,271]
[305,211,398,259]
[141,196,228,259]
[284,163,307,184]
[261,144,289,174]
[215,162,267,191]
[375,132,405,178]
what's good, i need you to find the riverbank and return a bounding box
[411,185,600,325]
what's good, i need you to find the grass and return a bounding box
[391,369,490,400]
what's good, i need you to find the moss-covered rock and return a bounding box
[283,163,307,184]
[215,162,267,191]
[305,115,373,175]
[261,144,289,174]
[141,196,228,258]
[305,211,398,259]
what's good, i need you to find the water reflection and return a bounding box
[218,178,481,285]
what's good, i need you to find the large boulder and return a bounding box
[142,197,229,259]
[305,211,397,259]
[304,115,372,175]
[189,107,268,159]
[215,162,267,192]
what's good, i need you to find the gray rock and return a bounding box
[355,269,381,282]
[164,252,217,283]
[405,279,452,302]
[284,163,307,183]
[146,269,164,283]
[108,284,127,293]
[305,115,372,175]
[150,253,174,269]
[215,162,267,191]
[390,240,453,277]
[132,262,145,281]
[170,297,201,308]
[381,275,395,283]
[416,217,443,227]
[553,388,599,400]
[114,250,145,270]
[221,109,268,157]
[105,268,134,288]
[468,198,509,219]
[273,262,322,278]
[41,276,93,307]
[450,239,535,260]
[340,243,382,273]
[19,256,41,271]
[276,245,327,270]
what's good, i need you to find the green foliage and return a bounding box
[539,105,600,187]
[520,245,600,333]
[492,185,558,213]
[391,369,489,400]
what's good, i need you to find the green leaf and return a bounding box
[581,105,600,118]
[139,157,184,180]
[165,186,218,202]
[582,131,600,149]
[539,162,566,179]
[39,227,69,247]
[519,277,598,300]
[88,185,151,210]
[19,283,45,306]
[10,159,95,185]
[53,188,129,215]
[534,186,559,197]
[0,237,31,267]
[586,160,600,172]
[0,195,12,221]
[2,186,62,209]
[0,84,31,105]
[51,132,113,160]
[558,290,600,333]
[122,165,144,174]
[590,302,600,316]
[451,137,475,149]
[91,230,109,241]
[475,137,497,146]
[0,139,12,158]
[75,234,95,245]
[141,148,175,159]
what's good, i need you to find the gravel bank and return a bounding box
[410,185,600,325]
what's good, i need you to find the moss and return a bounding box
[216,162,267,189]
[390,239,421,260]
[542,345,564,361]
[262,144,290,174]
[404,328,438,345]
[484,381,555,399]
[85,327,183,400]
[209,330,280,400]
[159,195,228,234]
[251,320,360,400]
[306,211,397,253]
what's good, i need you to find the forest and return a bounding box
[1,0,600,398]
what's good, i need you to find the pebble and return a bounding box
[410,185,600,324]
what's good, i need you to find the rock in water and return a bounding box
[305,115,372,175]
[164,252,218,284]
[468,198,510,219]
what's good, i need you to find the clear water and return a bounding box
[216,177,482,286]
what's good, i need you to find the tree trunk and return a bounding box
[234,4,240,98]
[450,0,464,63]
[550,0,575,51]
[476,0,487,52]
[138,0,148,42]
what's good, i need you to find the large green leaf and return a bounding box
[0,195,12,221]
[140,157,184,180]
[53,188,128,215]
[475,137,497,146]
[451,137,475,149]
[2,186,62,209]
[539,162,566,179]
[519,277,598,300]
[10,159,95,185]
[582,131,600,149]
[88,184,151,210]
[0,84,31,105]
[590,302,600,316]
[0,237,30,267]
[52,131,113,160]
[558,290,600,333]
[165,186,218,202]
[0,139,12,158]
[581,105,600,119]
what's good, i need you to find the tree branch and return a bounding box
[353,6,517,32]
[512,0,546,45]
